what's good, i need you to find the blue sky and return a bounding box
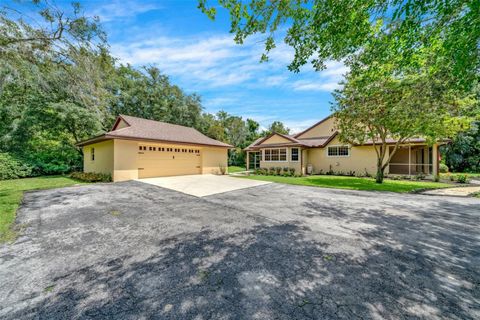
[55,1,347,132]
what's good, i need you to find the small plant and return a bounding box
[275,167,282,175]
[282,167,290,176]
[289,168,295,176]
[414,173,425,180]
[364,169,372,178]
[326,165,334,175]
[433,174,440,182]
[110,210,121,216]
[69,172,112,182]
[390,175,402,180]
[268,167,276,175]
[456,174,469,184]
[449,174,456,181]
[439,163,449,173]
[346,170,355,177]
[219,164,227,175]
[43,285,55,293]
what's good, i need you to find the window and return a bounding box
[263,148,287,162]
[153,147,156,151]
[327,146,350,157]
[139,146,142,151]
[91,148,95,161]
[291,148,299,161]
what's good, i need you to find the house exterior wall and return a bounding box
[83,140,114,175]
[201,147,228,174]
[259,147,303,175]
[306,145,383,176]
[296,117,336,139]
[113,139,139,181]
[260,134,292,144]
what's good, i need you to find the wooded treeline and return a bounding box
[0,2,288,178]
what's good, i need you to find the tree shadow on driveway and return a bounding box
[4,196,480,319]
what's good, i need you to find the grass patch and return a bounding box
[109,210,121,217]
[43,285,55,293]
[228,166,246,173]
[238,175,451,193]
[0,176,88,243]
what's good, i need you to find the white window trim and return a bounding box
[262,148,289,162]
[326,145,351,158]
[290,147,300,162]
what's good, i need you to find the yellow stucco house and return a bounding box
[245,115,441,177]
[77,115,232,182]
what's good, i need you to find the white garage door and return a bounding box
[138,145,201,178]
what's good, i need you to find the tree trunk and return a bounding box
[376,159,385,183]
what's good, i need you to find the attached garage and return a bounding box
[77,115,232,182]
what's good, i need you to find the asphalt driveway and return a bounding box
[0,181,479,319]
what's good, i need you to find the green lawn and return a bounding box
[238,175,451,193]
[0,176,88,243]
[228,166,247,173]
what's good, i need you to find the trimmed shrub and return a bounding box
[275,167,282,175]
[289,168,296,176]
[0,153,33,180]
[439,163,449,173]
[69,172,112,182]
[268,167,276,175]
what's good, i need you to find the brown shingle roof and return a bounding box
[244,132,338,150]
[77,115,232,148]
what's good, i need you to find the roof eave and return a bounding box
[105,134,233,148]
[75,134,110,147]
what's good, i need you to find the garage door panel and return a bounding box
[138,147,201,178]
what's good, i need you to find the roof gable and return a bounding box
[111,116,131,131]
[295,115,336,139]
[258,133,295,145]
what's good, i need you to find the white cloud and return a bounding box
[111,31,348,93]
[91,1,162,22]
[292,80,342,92]
[284,119,319,134]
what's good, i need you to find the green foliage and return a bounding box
[455,174,469,184]
[199,0,480,90]
[69,172,112,182]
[263,121,290,135]
[0,2,269,175]
[443,121,480,172]
[333,53,475,183]
[439,163,449,173]
[0,153,33,180]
